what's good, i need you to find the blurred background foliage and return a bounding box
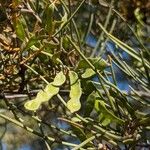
[0,0,150,149]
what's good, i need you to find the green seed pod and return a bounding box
[67,71,82,113]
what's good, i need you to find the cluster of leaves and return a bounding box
[0,0,150,149]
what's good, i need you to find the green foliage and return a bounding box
[24,71,65,111]
[67,71,82,113]
[84,91,98,117]
[14,16,26,41]
[24,36,41,50]
[76,58,108,70]
[24,99,41,111]
[0,0,150,149]
[94,99,125,126]
[81,68,95,78]
[43,3,55,35]
[52,71,66,86]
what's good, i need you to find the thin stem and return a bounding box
[38,121,52,150]
[97,19,116,57]
[0,113,79,147]
[24,64,49,84]
[98,22,150,69]
[83,13,94,44]
[91,0,114,57]
[72,136,95,150]
[76,114,122,141]
[60,0,82,50]
[98,0,150,56]
[53,0,86,37]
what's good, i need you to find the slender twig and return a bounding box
[97,19,116,57]
[22,2,42,23]
[72,136,95,150]
[53,0,86,37]
[98,22,150,69]
[98,0,150,56]
[91,0,114,57]
[38,121,52,150]
[0,113,78,147]
[59,0,82,49]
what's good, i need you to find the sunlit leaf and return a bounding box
[24,71,65,111]
[70,81,82,99]
[44,83,59,101]
[36,90,49,102]
[67,71,82,113]
[24,83,59,111]
[24,99,41,111]
[52,71,66,86]
[69,71,78,85]
[81,68,95,78]
[67,99,81,113]
[69,71,82,99]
